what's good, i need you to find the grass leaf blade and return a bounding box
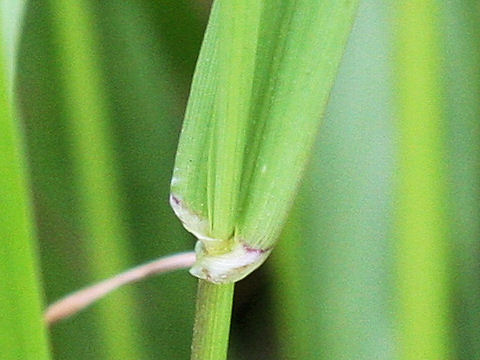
[393,1,454,358]
[48,1,145,357]
[0,11,51,360]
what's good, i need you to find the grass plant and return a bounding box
[171,0,359,358]
[441,2,480,358]
[3,1,480,359]
[48,1,144,358]
[0,5,51,359]
[394,1,453,358]
[272,3,395,358]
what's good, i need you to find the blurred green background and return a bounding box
[2,0,479,359]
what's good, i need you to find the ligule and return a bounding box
[171,0,360,283]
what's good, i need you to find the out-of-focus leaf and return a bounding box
[18,0,205,358]
[393,1,454,358]
[0,8,51,360]
[44,0,145,358]
[93,1,201,358]
[271,2,396,359]
[0,0,26,79]
[441,2,480,359]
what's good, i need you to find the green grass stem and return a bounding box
[191,280,234,360]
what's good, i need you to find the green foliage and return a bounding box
[394,1,453,358]
[272,2,395,359]
[171,0,360,283]
[174,1,359,357]
[272,1,480,359]
[47,1,145,358]
[0,4,51,359]
[0,74,51,360]
[441,2,480,358]
[5,1,480,359]
[17,1,200,358]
